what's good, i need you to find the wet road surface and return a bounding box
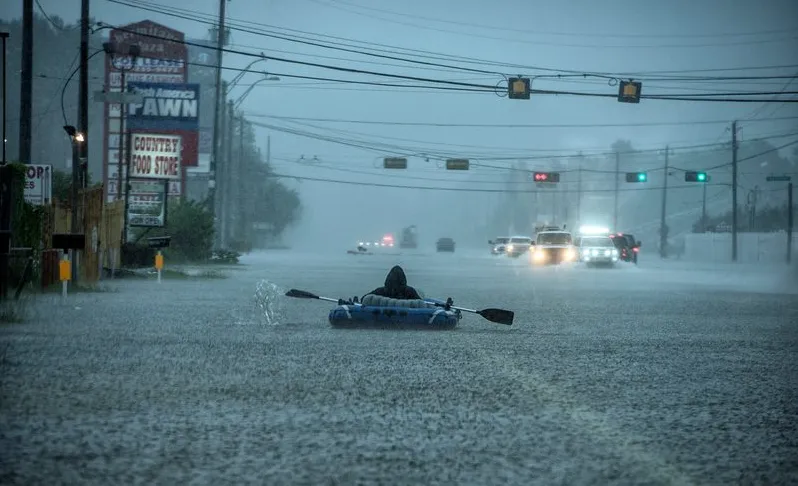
[1,250,796,485]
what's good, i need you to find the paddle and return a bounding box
[284,288,355,305]
[285,288,514,326]
[429,300,514,326]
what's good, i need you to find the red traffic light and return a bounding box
[533,172,560,183]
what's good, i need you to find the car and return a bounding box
[609,233,641,264]
[488,237,511,255]
[578,235,619,267]
[505,236,533,257]
[436,237,455,252]
[530,229,577,265]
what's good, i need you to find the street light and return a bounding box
[233,74,280,110]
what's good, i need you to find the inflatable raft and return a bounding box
[328,294,462,330]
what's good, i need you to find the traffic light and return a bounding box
[618,80,642,104]
[685,171,708,182]
[383,157,407,169]
[533,172,560,183]
[625,172,647,183]
[445,158,469,170]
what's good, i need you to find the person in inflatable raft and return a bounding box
[362,265,422,301]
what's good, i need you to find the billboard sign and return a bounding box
[103,20,189,204]
[23,164,52,205]
[130,133,182,180]
[127,82,200,130]
[128,180,168,228]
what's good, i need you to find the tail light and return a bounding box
[633,248,639,253]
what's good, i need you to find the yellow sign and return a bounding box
[512,80,526,94]
[59,258,71,281]
[155,252,164,270]
[623,84,638,96]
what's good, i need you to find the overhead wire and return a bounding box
[105,0,798,83]
[306,0,798,49]
[96,23,798,104]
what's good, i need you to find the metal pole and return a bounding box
[79,0,90,184]
[576,157,582,228]
[208,0,227,219]
[1,32,8,164]
[659,146,669,259]
[19,0,33,164]
[732,120,738,262]
[116,70,126,200]
[121,123,133,246]
[613,151,620,230]
[238,114,245,242]
[788,182,793,264]
[701,181,707,233]
[218,94,228,248]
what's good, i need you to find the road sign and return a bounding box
[508,77,531,100]
[618,80,642,104]
[445,158,469,170]
[383,157,407,169]
[766,176,791,182]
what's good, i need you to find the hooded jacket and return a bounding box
[363,265,422,300]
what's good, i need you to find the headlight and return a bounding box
[533,250,545,261]
[604,249,611,256]
[507,244,514,251]
[612,248,618,255]
[564,249,576,260]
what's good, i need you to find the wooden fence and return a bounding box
[39,185,125,286]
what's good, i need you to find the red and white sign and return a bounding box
[130,133,182,180]
[103,20,189,204]
[23,164,52,205]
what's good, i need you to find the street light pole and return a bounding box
[0,31,8,165]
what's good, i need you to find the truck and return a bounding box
[399,225,418,249]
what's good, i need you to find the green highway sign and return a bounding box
[766,176,791,182]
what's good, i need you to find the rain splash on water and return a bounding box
[254,279,286,325]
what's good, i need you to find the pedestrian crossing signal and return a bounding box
[533,172,560,183]
[625,172,647,183]
[685,171,707,182]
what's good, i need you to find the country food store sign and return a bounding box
[131,134,182,180]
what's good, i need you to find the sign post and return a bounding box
[59,252,71,299]
[155,251,164,283]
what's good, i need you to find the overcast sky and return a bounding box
[3,0,797,246]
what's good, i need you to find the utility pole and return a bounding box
[659,146,670,259]
[1,31,8,164]
[788,182,793,264]
[613,151,620,230]
[79,0,89,186]
[217,87,228,248]
[18,0,33,164]
[576,154,582,228]
[224,99,234,247]
[701,179,707,233]
[208,0,227,229]
[237,114,245,243]
[732,120,738,262]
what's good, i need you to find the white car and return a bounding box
[530,231,577,265]
[506,236,534,257]
[489,237,511,255]
[579,235,619,267]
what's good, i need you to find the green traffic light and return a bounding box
[697,173,706,182]
[637,173,647,182]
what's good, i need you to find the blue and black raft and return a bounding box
[285,289,514,330]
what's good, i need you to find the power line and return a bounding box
[307,0,798,49]
[304,0,797,40]
[245,113,798,129]
[105,0,798,82]
[98,24,798,104]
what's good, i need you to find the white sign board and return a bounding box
[130,133,182,180]
[23,164,53,205]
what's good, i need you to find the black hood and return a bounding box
[384,265,407,287]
